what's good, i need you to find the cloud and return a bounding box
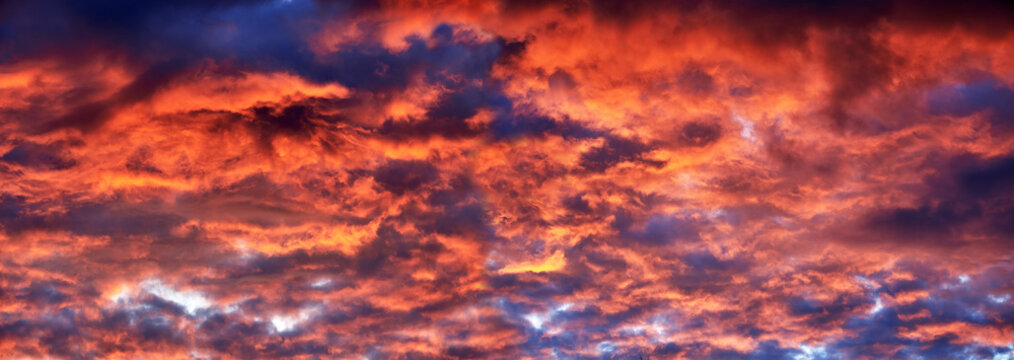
[1,0,1013,358]
[579,135,661,172]
[1,141,77,170]
[371,159,439,195]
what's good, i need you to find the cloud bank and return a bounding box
[1,0,1013,358]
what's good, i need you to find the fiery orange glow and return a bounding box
[1,0,1013,359]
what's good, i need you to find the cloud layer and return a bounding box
[1,0,1013,358]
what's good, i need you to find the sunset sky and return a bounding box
[1,0,1013,359]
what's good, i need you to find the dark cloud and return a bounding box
[679,120,723,147]
[319,24,507,95]
[372,159,439,195]
[561,193,592,214]
[956,153,1014,197]
[820,30,894,132]
[379,79,595,141]
[862,204,975,245]
[548,69,578,93]
[851,152,1014,247]
[579,136,660,172]
[1,141,77,170]
[0,195,185,237]
[708,340,801,360]
[380,86,494,139]
[586,0,702,24]
[65,203,186,237]
[427,201,494,239]
[250,104,317,138]
[928,78,1014,131]
[671,250,749,293]
[16,282,70,305]
[677,65,716,95]
[620,215,700,246]
[787,294,872,326]
[729,86,754,97]
[878,278,930,296]
[353,223,443,277]
[124,147,164,174]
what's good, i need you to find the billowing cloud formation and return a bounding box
[1,0,1013,358]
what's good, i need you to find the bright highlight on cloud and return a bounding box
[1,0,1013,358]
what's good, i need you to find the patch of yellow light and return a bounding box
[104,283,132,302]
[412,270,436,281]
[0,69,37,88]
[499,251,566,274]
[96,174,195,191]
[318,227,372,256]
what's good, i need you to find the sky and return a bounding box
[0,0,1013,359]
